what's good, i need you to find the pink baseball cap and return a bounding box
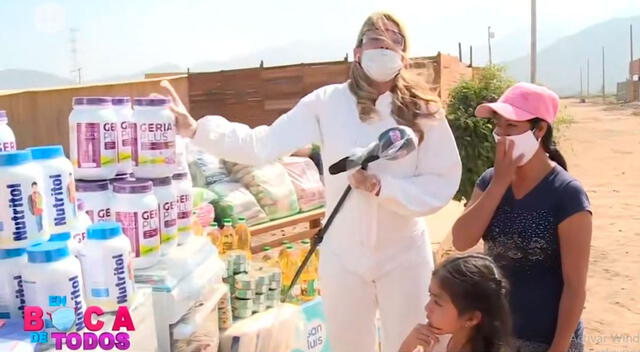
[475,82,560,124]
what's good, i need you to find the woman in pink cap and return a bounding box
[451,82,592,352]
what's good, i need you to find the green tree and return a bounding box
[447,65,515,203]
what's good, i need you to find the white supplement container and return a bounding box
[175,135,190,174]
[0,151,49,248]
[69,199,92,246]
[79,221,134,312]
[76,180,112,223]
[0,110,17,152]
[23,241,86,332]
[112,97,134,175]
[108,172,132,191]
[49,231,82,257]
[27,145,78,233]
[139,177,178,256]
[131,97,177,178]
[0,248,27,321]
[173,172,193,245]
[112,180,160,269]
[69,97,118,180]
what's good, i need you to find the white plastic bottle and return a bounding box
[69,199,93,246]
[175,135,190,174]
[172,172,193,245]
[27,145,78,233]
[22,241,86,332]
[0,151,49,248]
[69,96,119,180]
[108,172,132,191]
[131,97,177,178]
[0,110,17,152]
[49,231,82,257]
[0,248,27,321]
[140,177,178,256]
[112,180,160,269]
[112,97,133,175]
[79,221,134,312]
[76,180,112,223]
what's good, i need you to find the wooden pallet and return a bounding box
[249,208,324,253]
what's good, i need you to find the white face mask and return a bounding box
[493,129,541,166]
[360,49,403,82]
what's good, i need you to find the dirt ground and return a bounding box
[558,99,640,351]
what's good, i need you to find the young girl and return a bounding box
[399,254,513,352]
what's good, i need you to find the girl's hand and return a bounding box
[398,324,439,352]
[348,169,381,195]
[492,137,523,190]
[158,80,198,138]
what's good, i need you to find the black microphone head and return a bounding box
[328,126,417,175]
[377,126,418,161]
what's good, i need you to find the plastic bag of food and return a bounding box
[209,181,269,226]
[223,161,300,220]
[281,157,325,212]
[188,149,231,188]
[192,187,217,208]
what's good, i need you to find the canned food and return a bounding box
[261,268,282,289]
[252,304,268,313]
[219,284,232,309]
[226,250,248,263]
[234,274,256,290]
[234,289,255,299]
[255,283,269,294]
[232,298,254,310]
[233,308,253,319]
[219,311,233,329]
[266,289,281,301]
[253,293,267,305]
[233,263,248,274]
[254,272,270,286]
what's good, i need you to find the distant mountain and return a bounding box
[3,16,638,97]
[0,69,73,90]
[502,16,640,96]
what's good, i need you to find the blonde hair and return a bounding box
[349,12,441,143]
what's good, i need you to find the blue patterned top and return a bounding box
[476,165,591,345]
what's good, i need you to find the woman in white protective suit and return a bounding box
[161,11,461,352]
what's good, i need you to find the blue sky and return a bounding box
[1,0,638,81]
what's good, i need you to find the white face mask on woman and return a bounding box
[360,49,403,82]
[493,129,541,166]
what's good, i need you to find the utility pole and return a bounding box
[69,28,82,84]
[602,46,606,102]
[488,26,494,65]
[580,67,584,99]
[470,45,473,67]
[530,0,537,83]
[587,58,590,98]
[458,42,462,62]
